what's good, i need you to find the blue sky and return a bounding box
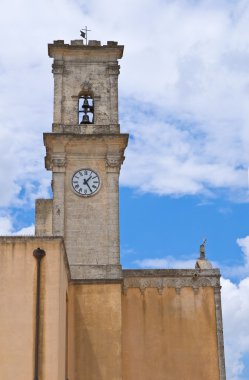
[120,189,249,273]
[0,0,249,379]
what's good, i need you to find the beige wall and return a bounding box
[65,156,109,267]
[0,237,69,380]
[44,133,128,280]
[122,286,220,380]
[68,283,122,380]
[35,199,53,236]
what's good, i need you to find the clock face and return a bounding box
[72,169,100,197]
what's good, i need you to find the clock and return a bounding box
[72,169,101,197]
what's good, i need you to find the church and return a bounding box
[0,36,226,380]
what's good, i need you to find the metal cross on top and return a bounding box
[80,26,91,45]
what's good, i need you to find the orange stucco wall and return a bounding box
[0,237,69,380]
[67,283,122,380]
[122,286,220,380]
[0,238,222,380]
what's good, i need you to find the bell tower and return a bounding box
[43,38,128,280]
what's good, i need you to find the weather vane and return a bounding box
[80,26,91,45]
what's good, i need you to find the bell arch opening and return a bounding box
[78,94,94,124]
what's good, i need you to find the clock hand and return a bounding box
[85,175,92,183]
[83,179,92,193]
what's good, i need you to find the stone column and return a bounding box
[106,155,123,266]
[107,64,120,128]
[93,95,101,126]
[214,286,226,380]
[69,96,79,125]
[52,156,66,236]
[52,60,64,124]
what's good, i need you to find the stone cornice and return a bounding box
[52,123,120,134]
[122,269,221,295]
[48,42,124,61]
[44,133,129,171]
[0,236,63,241]
[123,268,220,277]
[44,132,129,144]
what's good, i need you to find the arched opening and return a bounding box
[78,95,94,124]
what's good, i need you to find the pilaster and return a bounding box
[107,63,120,125]
[52,60,64,124]
[214,286,227,380]
[106,154,124,266]
[51,155,66,236]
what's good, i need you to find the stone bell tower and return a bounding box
[39,39,128,280]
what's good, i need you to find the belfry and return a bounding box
[39,39,128,281]
[0,36,226,380]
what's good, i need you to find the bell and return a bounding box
[80,114,90,124]
[83,98,89,107]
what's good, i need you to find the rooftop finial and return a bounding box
[80,26,91,45]
[199,238,207,260]
[195,238,212,269]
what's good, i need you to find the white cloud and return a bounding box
[15,224,35,236]
[222,236,249,279]
[222,277,249,380]
[3,3,242,212]
[0,215,34,235]
[0,0,85,209]
[0,0,249,205]
[120,109,248,197]
[135,255,196,269]
[0,216,12,235]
